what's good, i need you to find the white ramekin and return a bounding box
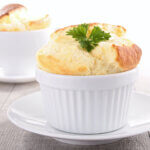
[0,28,50,77]
[36,68,138,134]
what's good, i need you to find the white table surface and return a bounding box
[0,81,150,150]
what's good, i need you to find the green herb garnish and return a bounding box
[66,23,111,52]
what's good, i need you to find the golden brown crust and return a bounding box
[37,23,142,75]
[54,23,126,38]
[0,4,25,19]
[26,14,50,30]
[113,44,142,71]
[117,25,126,32]
[37,55,88,75]
[55,23,99,33]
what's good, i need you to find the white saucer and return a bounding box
[0,74,35,83]
[7,92,150,145]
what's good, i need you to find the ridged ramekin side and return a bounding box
[40,83,133,134]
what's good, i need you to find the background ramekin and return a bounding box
[0,28,50,77]
[36,68,138,134]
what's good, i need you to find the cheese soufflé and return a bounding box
[0,3,50,31]
[37,23,142,75]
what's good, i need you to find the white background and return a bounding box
[0,0,150,73]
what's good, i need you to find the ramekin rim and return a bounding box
[36,67,138,79]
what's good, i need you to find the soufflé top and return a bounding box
[37,23,142,75]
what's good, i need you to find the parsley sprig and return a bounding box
[66,23,111,52]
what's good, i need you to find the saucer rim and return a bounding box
[7,91,150,141]
[0,74,35,83]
